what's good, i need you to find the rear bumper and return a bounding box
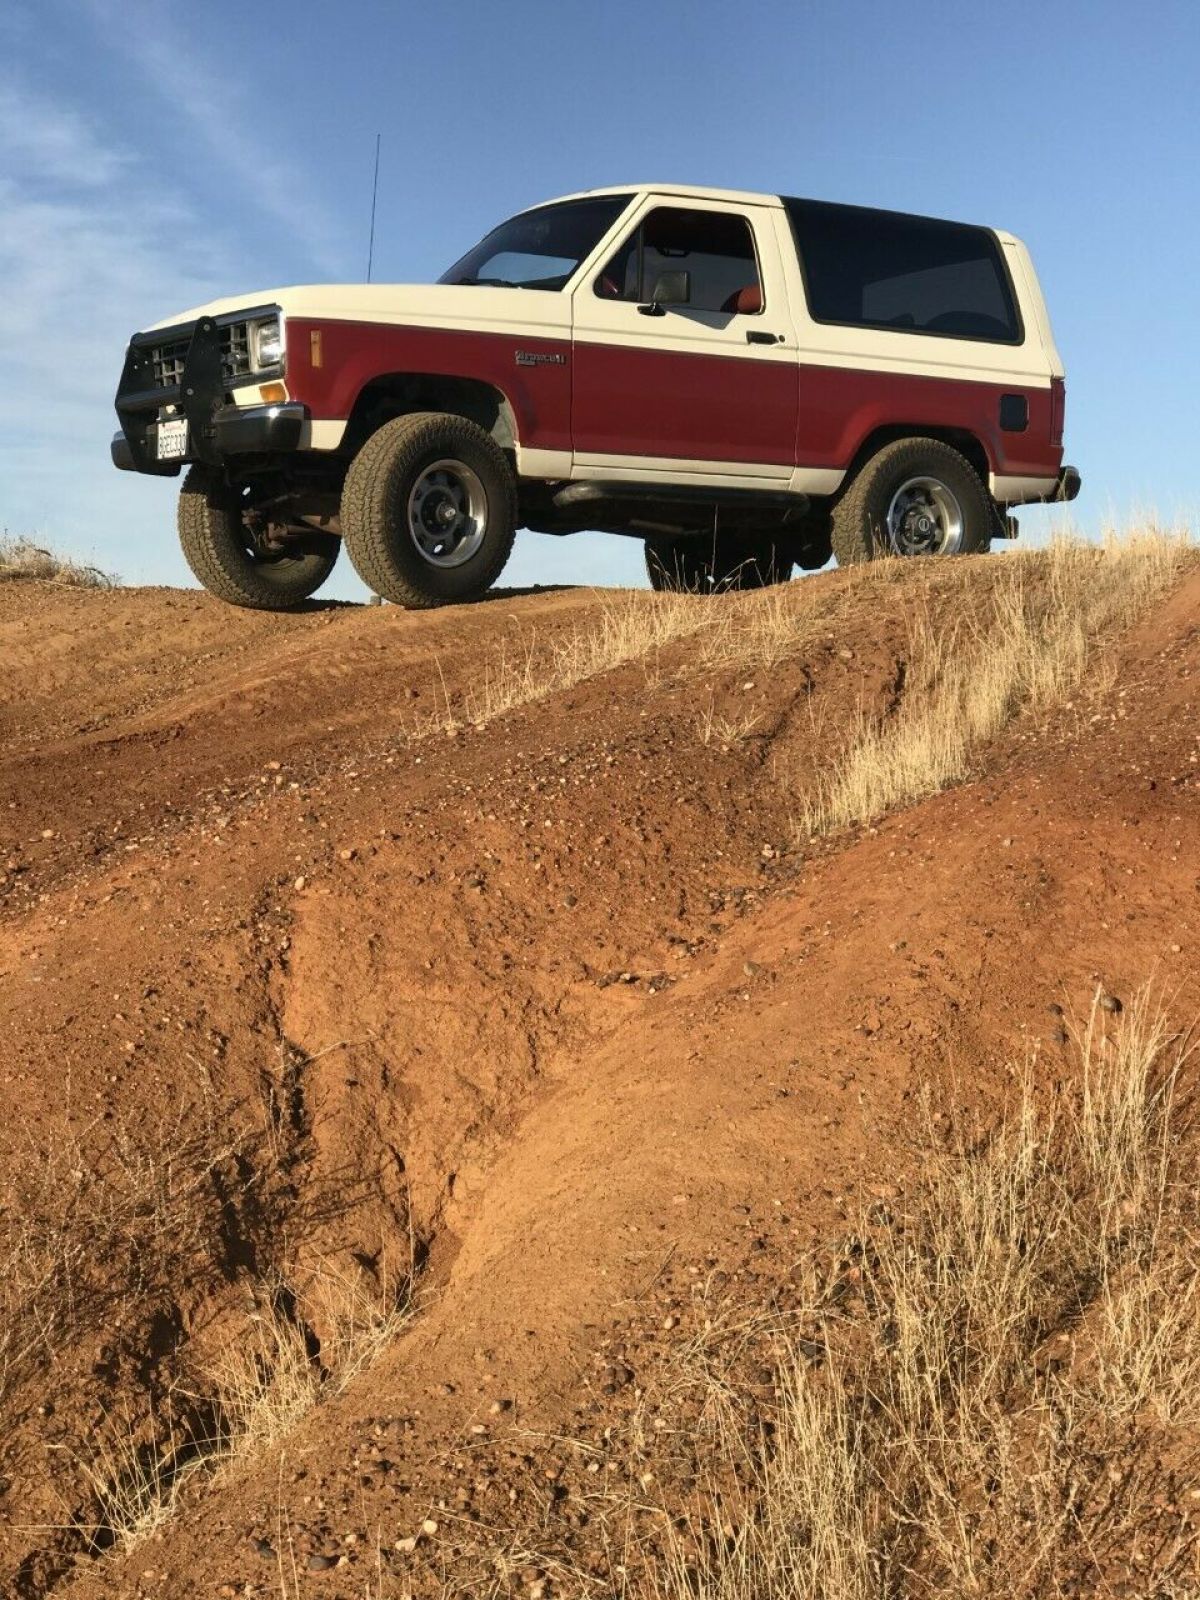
[1053,464,1082,503]
[111,402,307,474]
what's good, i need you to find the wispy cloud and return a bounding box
[0,0,356,580]
[0,77,225,575]
[0,81,128,188]
[70,0,347,280]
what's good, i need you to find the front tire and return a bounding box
[340,413,517,609]
[830,437,993,567]
[178,467,340,610]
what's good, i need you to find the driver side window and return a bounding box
[595,207,763,314]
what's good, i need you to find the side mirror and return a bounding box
[639,269,691,316]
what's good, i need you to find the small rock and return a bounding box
[338,848,356,862]
[1099,992,1123,1014]
[1047,1002,1064,1017]
[294,875,306,891]
[394,1536,418,1554]
[422,1518,439,1536]
[252,1538,275,1560]
[307,1553,336,1572]
[743,960,762,978]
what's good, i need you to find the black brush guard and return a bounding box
[113,313,302,476]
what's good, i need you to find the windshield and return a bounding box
[439,195,632,290]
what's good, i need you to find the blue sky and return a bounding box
[1,0,1197,597]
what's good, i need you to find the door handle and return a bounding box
[746,330,785,345]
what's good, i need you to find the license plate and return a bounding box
[156,418,188,460]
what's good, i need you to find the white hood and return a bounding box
[147,282,572,338]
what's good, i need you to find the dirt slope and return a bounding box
[1,560,1197,1598]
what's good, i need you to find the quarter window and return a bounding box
[596,207,763,314]
[784,198,1021,343]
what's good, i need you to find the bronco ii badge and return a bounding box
[515,349,567,367]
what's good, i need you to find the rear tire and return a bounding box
[340,412,517,608]
[830,437,993,566]
[644,532,793,593]
[178,466,339,610]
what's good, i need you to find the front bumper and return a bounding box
[111,402,306,474]
[113,307,294,475]
[1053,464,1081,503]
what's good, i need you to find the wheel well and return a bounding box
[343,374,517,460]
[843,424,992,489]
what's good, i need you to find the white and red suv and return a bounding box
[112,184,1078,609]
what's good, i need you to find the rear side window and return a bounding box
[784,199,1022,344]
[596,207,763,314]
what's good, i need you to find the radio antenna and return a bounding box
[366,133,381,282]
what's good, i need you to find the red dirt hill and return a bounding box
[1,551,1197,1598]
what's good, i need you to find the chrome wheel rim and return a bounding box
[407,459,487,568]
[885,476,965,556]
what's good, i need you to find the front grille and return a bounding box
[150,320,255,391]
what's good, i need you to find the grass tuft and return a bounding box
[619,989,1200,1599]
[796,529,1192,837]
[0,534,117,587]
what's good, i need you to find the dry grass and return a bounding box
[0,1089,411,1553]
[0,533,116,587]
[797,529,1193,836]
[697,703,762,747]
[0,1099,245,1414]
[206,1261,411,1463]
[71,1266,411,1550]
[324,993,1200,1600]
[422,590,713,732]
[616,990,1200,1599]
[412,531,1193,789]
[417,569,862,736]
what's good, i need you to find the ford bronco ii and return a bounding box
[112,184,1079,609]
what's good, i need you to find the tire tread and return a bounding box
[341,413,517,608]
[177,467,337,610]
[830,437,992,567]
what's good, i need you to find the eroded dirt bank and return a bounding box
[1,559,1197,1598]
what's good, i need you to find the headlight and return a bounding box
[252,316,283,369]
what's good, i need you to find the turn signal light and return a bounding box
[258,382,287,404]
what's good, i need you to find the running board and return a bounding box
[552,480,810,514]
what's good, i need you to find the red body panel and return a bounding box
[288,317,1062,480]
[288,319,573,453]
[569,341,798,466]
[794,363,1062,479]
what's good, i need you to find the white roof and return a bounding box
[527,184,1015,242]
[532,182,784,210]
